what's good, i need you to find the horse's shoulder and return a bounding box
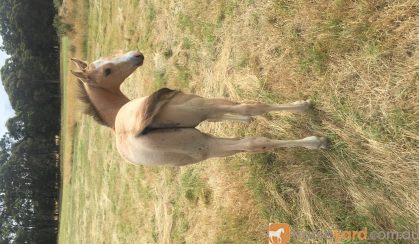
[115,88,180,136]
[115,97,146,135]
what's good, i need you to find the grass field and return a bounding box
[59,0,418,243]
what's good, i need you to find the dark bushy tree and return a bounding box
[0,0,61,243]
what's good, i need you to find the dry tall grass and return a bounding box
[59,0,418,243]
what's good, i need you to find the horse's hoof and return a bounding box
[293,99,313,112]
[318,137,330,149]
[303,99,314,111]
[302,136,330,149]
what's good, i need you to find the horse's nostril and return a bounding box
[134,53,144,60]
[133,53,144,66]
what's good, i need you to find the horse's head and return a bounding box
[71,51,144,90]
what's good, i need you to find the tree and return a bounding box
[0,0,60,242]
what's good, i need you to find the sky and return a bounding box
[0,37,15,137]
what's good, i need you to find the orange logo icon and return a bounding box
[268,223,291,244]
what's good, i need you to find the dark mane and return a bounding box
[77,80,108,126]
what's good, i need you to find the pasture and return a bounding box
[58,0,418,243]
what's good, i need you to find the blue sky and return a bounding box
[0,37,15,137]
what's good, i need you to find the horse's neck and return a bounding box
[87,86,130,129]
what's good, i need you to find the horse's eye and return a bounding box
[104,68,112,76]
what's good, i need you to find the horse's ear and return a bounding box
[71,70,99,87]
[71,57,88,70]
[71,70,88,79]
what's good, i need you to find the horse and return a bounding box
[70,51,328,166]
[269,228,285,244]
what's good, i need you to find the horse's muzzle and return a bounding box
[132,52,144,66]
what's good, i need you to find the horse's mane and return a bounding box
[77,80,108,126]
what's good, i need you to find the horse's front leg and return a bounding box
[150,93,313,128]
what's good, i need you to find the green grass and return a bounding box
[57,37,72,244]
[153,70,168,89]
[53,0,63,9]
[180,168,212,204]
[59,36,69,155]
[177,14,193,31]
[181,37,192,49]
